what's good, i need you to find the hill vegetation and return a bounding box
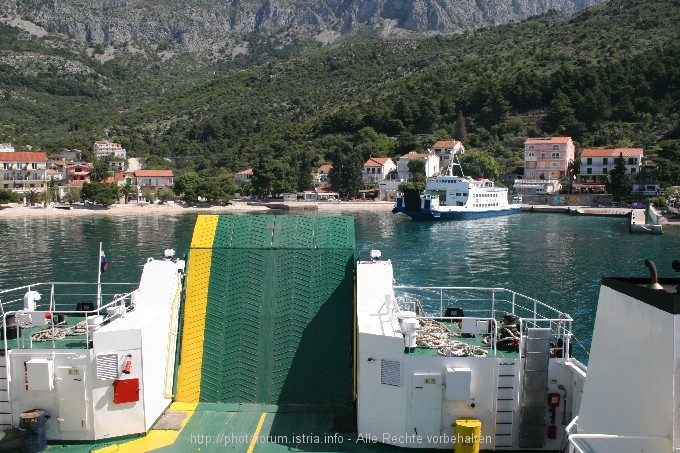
[1,0,679,191]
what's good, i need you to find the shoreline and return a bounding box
[1,201,678,225]
[0,200,396,218]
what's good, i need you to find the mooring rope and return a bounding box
[414,318,488,357]
[30,320,89,341]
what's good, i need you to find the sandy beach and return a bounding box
[0,200,397,218]
[2,200,678,226]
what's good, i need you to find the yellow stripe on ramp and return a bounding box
[94,402,198,453]
[247,413,267,453]
[176,215,219,402]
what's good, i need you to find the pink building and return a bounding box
[523,137,575,180]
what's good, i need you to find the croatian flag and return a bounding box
[100,250,108,272]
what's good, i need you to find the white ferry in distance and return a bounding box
[392,173,522,220]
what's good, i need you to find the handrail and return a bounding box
[2,288,138,401]
[565,416,670,453]
[163,285,182,398]
[393,285,572,321]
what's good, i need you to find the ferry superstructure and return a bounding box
[393,175,521,220]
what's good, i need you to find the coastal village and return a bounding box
[0,136,671,210]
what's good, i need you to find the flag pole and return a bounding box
[97,241,102,309]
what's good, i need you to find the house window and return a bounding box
[631,168,636,173]
[540,145,546,150]
[628,158,636,165]
[602,168,607,174]
[3,173,8,180]
[603,158,608,165]
[551,152,560,159]
[587,168,592,174]
[528,145,535,150]
[528,152,535,157]
[540,153,546,158]
[587,158,592,165]
[551,163,560,168]
[2,163,7,170]
[552,145,560,150]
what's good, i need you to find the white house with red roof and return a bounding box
[580,148,643,176]
[316,164,333,188]
[523,137,575,180]
[363,157,396,183]
[134,170,174,192]
[235,168,253,184]
[0,151,48,192]
[430,140,465,174]
[397,152,440,181]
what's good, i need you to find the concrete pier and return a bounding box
[629,208,663,234]
[521,204,663,234]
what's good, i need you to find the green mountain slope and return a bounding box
[0,0,679,186]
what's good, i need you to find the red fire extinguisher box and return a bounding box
[113,378,140,404]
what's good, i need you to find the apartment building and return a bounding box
[0,151,48,192]
[523,137,575,180]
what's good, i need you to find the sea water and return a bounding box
[0,210,678,362]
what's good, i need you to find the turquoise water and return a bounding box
[1,210,678,362]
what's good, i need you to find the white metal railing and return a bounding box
[0,282,138,406]
[565,416,671,453]
[393,285,575,359]
[1,282,137,350]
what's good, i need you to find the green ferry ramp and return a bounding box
[176,214,356,405]
[157,214,362,452]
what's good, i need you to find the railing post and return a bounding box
[440,288,443,317]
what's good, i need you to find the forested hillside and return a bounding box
[1,0,679,189]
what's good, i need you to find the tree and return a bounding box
[606,152,632,201]
[356,127,395,157]
[252,154,297,197]
[120,183,134,204]
[157,187,175,204]
[251,154,276,198]
[327,142,364,199]
[543,90,586,140]
[459,150,501,180]
[397,159,427,192]
[88,159,111,183]
[80,182,120,206]
[395,132,422,156]
[63,187,81,205]
[26,190,39,206]
[42,187,58,206]
[197,173,237,203]
[453,111,467,141]
[141,187,155,203]
[143,155,173,170]
[198,177,227,202]
[173,172,202,202]
[0,189,19,205]
[480,88,511,126]
[238,180,253,197]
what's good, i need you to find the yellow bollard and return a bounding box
[454,417,481,453]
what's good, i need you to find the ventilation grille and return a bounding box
[96,353,119,380]
[380,359,401,387]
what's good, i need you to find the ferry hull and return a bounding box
[393,206,521,220]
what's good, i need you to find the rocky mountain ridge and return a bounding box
[0,0,605,59]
